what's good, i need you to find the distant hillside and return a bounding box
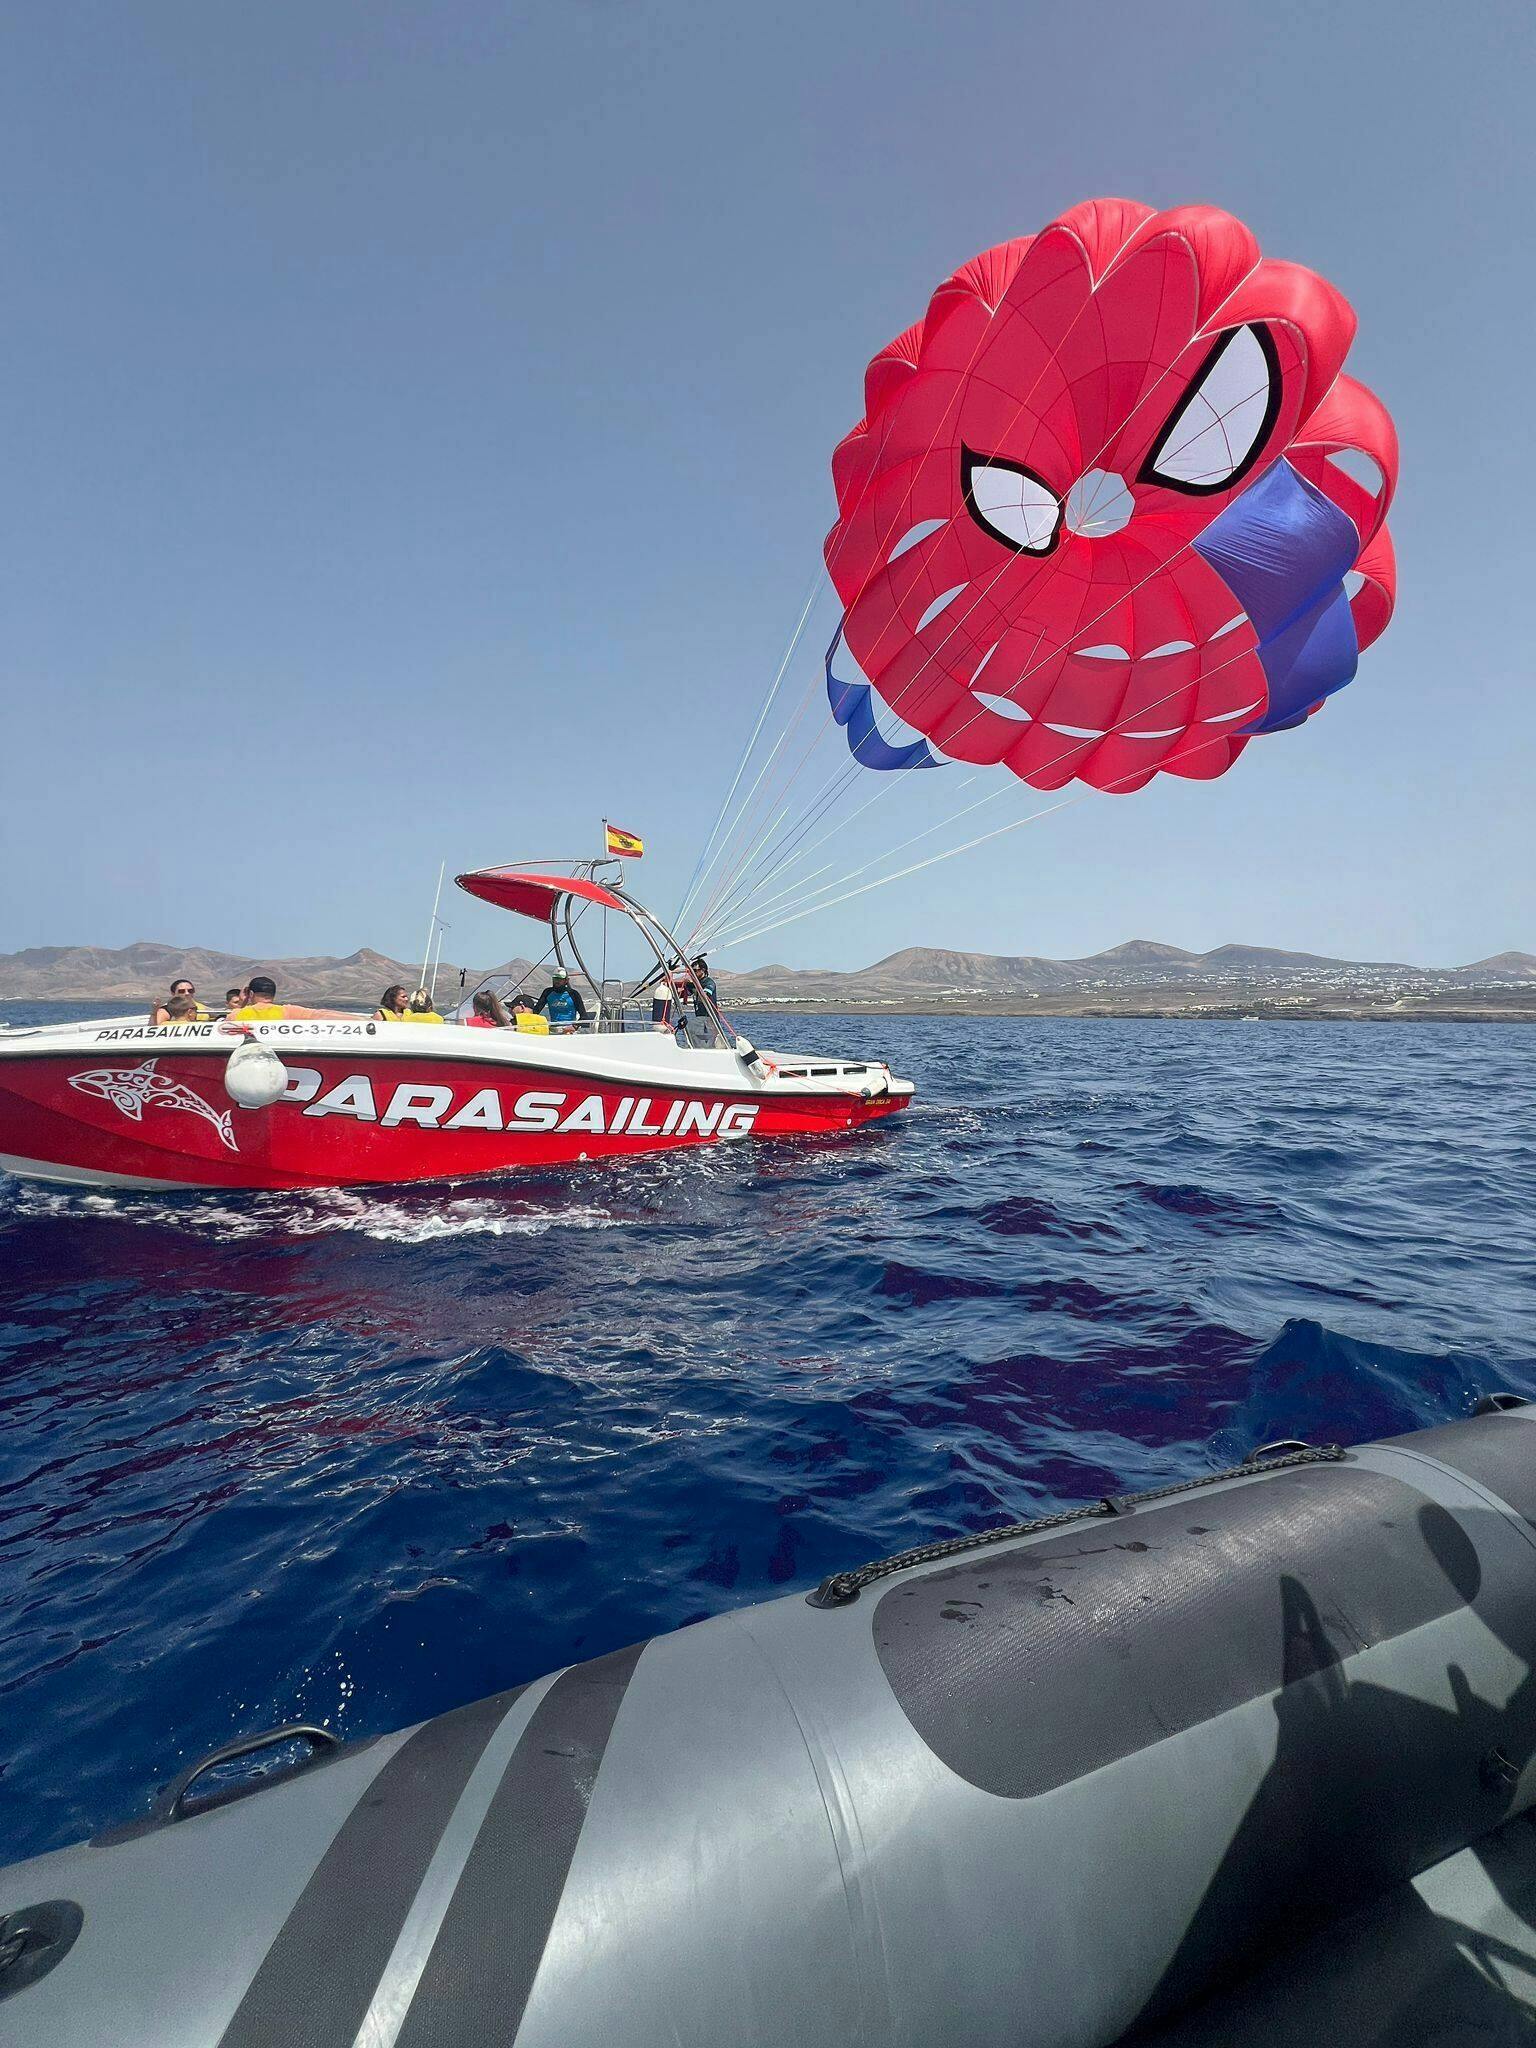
[1077,940,1201,967]
[1,936,1531,1006]
[1456,952,1536,980]
[715,939,1503,1002]
[0,942,531,1006]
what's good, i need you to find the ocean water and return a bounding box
[1,1006,1532,1861]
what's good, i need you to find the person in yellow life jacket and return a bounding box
[374,983,412,1022]
[511,994,550,1035]
[405,988,444,1025]
[234,975,342,1022]
[159,994,203,1029]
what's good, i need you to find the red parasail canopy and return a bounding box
[455,868,628,924]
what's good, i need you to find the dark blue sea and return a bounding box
[2,1006,1532,1862]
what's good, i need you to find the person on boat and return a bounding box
[466,990,510,1028]
[224,987,243,1014]
[160,993,203,1029]
[406,988,445,1024]
[511,993,550,1036]
[683,954,722,1046]
[690,956,718,1013]
[533,968,588,1033]
[233,976,341,1022]
[149,978,210,1024]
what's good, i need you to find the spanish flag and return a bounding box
[604,822,644,859]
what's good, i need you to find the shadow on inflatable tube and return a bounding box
[3,1403,1536,2046]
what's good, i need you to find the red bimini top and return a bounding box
[455,868,628,924]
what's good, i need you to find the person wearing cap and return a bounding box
[685,953,721,1045]
[533,967,589,1033]
[690,956,718,1015]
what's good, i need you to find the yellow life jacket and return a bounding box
[514,1012,550,1035]
[235,1004,285,1021]
[375,1008,410,1023]
[403,1009,444,1025]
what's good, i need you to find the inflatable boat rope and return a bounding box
[808,1439,1346,1605]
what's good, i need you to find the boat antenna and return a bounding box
[427,917,449,1001]
[418,861,446,993]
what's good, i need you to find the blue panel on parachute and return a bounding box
[1192,458,1361,735]
[826,625,941,771]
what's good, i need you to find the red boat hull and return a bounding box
[0,1044,909,1190]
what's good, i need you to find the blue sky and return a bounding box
[1,0,1530,970]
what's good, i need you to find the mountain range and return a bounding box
[1,938,1532,1006]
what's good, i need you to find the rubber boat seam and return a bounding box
[1358,1440,1536,1557]
[727,1606,893,2045]
[807,1444,1347,1606]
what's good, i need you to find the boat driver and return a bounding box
[685,953,721,1046]
[533,968,589,1033]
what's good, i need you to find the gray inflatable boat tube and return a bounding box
[2,1407,1535,2047]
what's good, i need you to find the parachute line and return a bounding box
[672,563,827,935]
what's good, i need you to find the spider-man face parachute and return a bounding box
[824,199,1398,792]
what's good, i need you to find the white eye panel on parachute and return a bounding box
[961,449,1062,554]
[1139,324,1281,494]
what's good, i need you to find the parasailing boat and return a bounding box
[0,863,911,1192]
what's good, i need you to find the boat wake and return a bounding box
[0,1175,633,1244]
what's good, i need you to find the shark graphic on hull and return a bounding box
[68,1058,239,1153]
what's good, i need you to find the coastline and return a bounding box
[5,994,1535,1024]
[731,993,1536,1023]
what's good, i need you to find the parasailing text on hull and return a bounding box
[283,1069,761,1139]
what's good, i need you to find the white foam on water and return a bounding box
[0,1176,627,1245]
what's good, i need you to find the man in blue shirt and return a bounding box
[533,968,590,1033]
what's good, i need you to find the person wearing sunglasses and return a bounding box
[149,978,212,1025]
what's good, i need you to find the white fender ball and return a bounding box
[224,1036,287,1111]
